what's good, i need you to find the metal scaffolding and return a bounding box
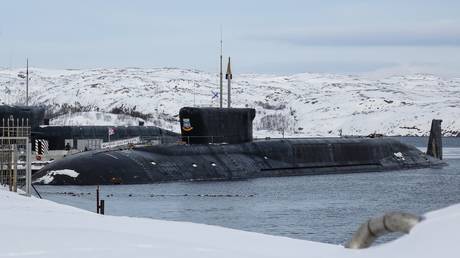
[0,117,32,196]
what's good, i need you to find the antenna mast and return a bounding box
[226,57,232,108]
[219,27,223,108]
[26,58,29,106]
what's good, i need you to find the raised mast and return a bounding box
[26,58,29,106]
[219,28,223,108]
[225,57,232,108]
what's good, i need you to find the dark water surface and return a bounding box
[36,137,460,244]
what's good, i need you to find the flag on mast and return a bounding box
[108,127,115,142]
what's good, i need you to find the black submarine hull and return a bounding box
[33,137,444,185]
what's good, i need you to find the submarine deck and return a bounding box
[33,137,445,185]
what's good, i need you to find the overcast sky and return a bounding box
[1,0,459,76]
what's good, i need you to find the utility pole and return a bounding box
[225,57,232,108]
[26,58,29,106]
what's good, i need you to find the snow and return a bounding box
[48,111,150,126]
[33,169,79,184]
[393,152,405,160]
[1,188,460,257]
[1,67,459,137]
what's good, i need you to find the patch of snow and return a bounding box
[33,169,79,184]
[393,152,405,160]
[49,111,149,126]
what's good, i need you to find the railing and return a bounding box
[138,135,370,146]
[51,135,383,154]
[140,135,233,145]
[101,136,142,149]
[1,117,31,138]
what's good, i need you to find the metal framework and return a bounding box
[0,118,32,196]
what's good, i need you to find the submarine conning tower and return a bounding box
[179,107,256,144]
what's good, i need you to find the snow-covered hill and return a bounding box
[1,67,459,137]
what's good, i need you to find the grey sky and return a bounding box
[1,0,459,76]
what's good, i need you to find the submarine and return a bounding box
[33,106,445,185]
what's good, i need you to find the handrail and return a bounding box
[139,135,385,145]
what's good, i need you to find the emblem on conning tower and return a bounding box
[182,118,193,132]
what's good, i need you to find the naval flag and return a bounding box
[108,127,115,136]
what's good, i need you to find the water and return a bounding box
[35,137,460,245]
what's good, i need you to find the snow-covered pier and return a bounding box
[1,188,459,258]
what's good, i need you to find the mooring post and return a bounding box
[96,185,100,214]
[100,200,105,215]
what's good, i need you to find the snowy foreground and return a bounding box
[0,188,459,258]
[1,67,459,137]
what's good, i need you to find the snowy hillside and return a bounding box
[0,67,459,137]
